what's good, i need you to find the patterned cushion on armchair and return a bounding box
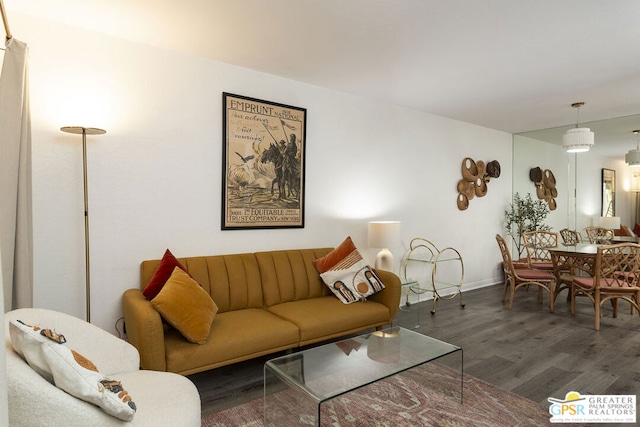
[4,308,201,426]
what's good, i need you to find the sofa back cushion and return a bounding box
[256,248,333,308]
[141,253,263,313]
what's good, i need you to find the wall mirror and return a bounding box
[602,168,615,217]
[514,114,636,234]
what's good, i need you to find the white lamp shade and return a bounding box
[631,174,640,192]
[626,149,640,167]
[368,221,401,271]
[599,216,620,230]
[368,221,402,249]
[562,127,594,153]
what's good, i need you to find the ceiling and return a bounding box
[5,0,640,157]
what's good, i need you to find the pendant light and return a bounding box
[562,102,594,153]
[626,130,640,167]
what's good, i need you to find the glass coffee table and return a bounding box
[264,326,462,426]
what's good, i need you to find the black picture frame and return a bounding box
[222,92,306,230]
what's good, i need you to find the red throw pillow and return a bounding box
[313,236,357,273]
[142,249,189,300]
[634,223,640,236]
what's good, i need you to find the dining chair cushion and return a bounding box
[600,282,639,293]
[530,262,554,271]
[515,268,554,281]
[573,276,635,291]
[573,276,594,289]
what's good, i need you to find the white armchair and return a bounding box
[5,308,201,426]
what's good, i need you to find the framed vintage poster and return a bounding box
[222,92,306,229]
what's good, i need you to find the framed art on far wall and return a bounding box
[602,168,615,217]
[222,92,306,229]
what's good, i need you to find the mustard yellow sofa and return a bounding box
[122,248,402,375]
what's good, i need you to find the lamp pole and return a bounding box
[60,126,106,323]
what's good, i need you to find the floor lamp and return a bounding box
[60,126,106,323]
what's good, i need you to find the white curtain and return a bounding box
[0,37,32,312]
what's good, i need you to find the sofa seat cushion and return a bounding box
[267,296,390,345]
[163,309,299,375]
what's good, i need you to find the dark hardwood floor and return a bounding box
[189,284,640,419]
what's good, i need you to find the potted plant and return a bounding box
[504,192,551,260]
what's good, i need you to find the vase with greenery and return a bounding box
[504,192,551,259]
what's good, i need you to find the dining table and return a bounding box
[548,243,600,302]
[612,235,639,243]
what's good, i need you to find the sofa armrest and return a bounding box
[368,269,401,322]
[6,347,127,427]
[122,289,167,372]
[5,308,140,375]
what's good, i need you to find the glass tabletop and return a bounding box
[549,243,600,254]
[264,326,460,402]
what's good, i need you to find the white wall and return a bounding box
[12,13,512,334]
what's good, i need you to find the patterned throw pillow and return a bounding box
[313,236,357,273]
[9,320,137,421]
[320,248,385,304]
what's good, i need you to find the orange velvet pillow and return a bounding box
[142,249,189,300]
[151,267,218,344]
[313,236,357,273]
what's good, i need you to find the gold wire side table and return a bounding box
[400,238,465,314]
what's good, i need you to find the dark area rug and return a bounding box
[201,363,584,426]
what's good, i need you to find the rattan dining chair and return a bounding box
[550,247,598,304]
[571,243,640,330]
[559,228,581,246]
[522,230,559,271]
[496,234,556,312]
[585,227,615,244]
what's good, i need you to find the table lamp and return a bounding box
[368,221,401,271]
[599,216,620,230]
